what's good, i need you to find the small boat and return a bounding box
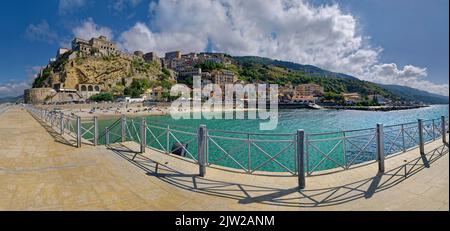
[309,103,323,109]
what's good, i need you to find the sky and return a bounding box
[0,0,448,98]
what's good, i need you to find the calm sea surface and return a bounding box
[98,104,449,172]
[139,104,449,134]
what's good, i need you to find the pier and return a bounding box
[0,106,448,210]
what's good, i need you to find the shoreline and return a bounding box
[37,102,436,119]
[322,105,429,111]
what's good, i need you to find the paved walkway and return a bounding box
[0,107,448,211]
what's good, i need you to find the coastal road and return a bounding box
[0,106,448,210]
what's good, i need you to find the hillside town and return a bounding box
[25,35,395,109]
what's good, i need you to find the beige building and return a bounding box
[72,36,118,55]
[78,84,102,100]
[295,84,324,97]
[213,70,237,85]
[342,93,363,104]
[24,88,56,104]
[56,48,70,58]
[165,51,181,60]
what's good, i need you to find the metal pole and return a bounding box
[198,125,207,177]
[401,124,406,152]
[376,123,385,173]
[121,114,126,143]
[94,116,98,146]
[432,119,436,140]
[105,127,110,145]
[166,125,170,154]
[418,119,425,156]
[247,133,251,173]
[140,118,147,153]
[76,116,81,148]
[442,116,447,145]
[60,112,64,135]
[297,130,306,190]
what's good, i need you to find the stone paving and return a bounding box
[0,107,448,211]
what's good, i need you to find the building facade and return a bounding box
[72,36,118,55]
[295,84,324,97]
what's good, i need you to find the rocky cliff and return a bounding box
[33,51,172,93]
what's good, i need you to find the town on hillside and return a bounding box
[24,35,413,110]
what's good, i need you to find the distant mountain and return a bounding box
[231,55,448,105]
[0,95,23,104]
[233,56,358,80]
[379,84,449,104]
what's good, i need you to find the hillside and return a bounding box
[32,51,175,95]
[230,56,447,104]
[0,95,22,104]
[380,84,449,104]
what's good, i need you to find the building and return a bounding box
[295,84,324,97]
[72,36,118,55]
[56,48,70,58]
[369,94,388,105]
[47,89,83,104]
[342,93,362,104]
[143,52,160,64]
[279,84,295,101]
[78,84,102,100]
[165,51,181,60]
[178,67,202,78]
[24,88,57,104]
[142,86,169,101]
[212,70,237,85]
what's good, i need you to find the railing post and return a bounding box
[105,127,110,145]
[94,116,98,146]
[247,133,251,173]
[140,118,147,153]
[60,112,64,135]
[401,124,406,152]
[198,125,207,177]
[166,125,170,154]
[432,119,436,140]
[442,116,447,145]
[418,119,425,156]
[121,114,126,143]
[76,116,81,148]
[376,123,385,173]
[297,130,306,190]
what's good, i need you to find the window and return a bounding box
[81,85,87,91]
[88,86,94,92]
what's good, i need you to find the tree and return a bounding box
[124,78,152,98]
[89,92,114,102]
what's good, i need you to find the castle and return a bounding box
[72,35,119,56]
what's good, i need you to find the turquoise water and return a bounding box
[95,104,449,173]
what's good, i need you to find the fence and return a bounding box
[27,106,98,147]
[26,105,449,189]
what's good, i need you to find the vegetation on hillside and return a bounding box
[89,92,115,102]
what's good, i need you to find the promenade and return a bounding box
[0,106,448,211]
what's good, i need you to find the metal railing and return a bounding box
[27,106,98,147]
[27,105,449,190]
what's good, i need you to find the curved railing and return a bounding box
[26,105,449,189]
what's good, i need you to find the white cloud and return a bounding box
[72,18,113,40]
[58,0,87,14]
[26,66,43,80]
[110,0,142,12]
[0,82,30,98]
[116,0,448,96]
[25,21,58,44]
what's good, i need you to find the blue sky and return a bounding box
[0,0,448,97]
